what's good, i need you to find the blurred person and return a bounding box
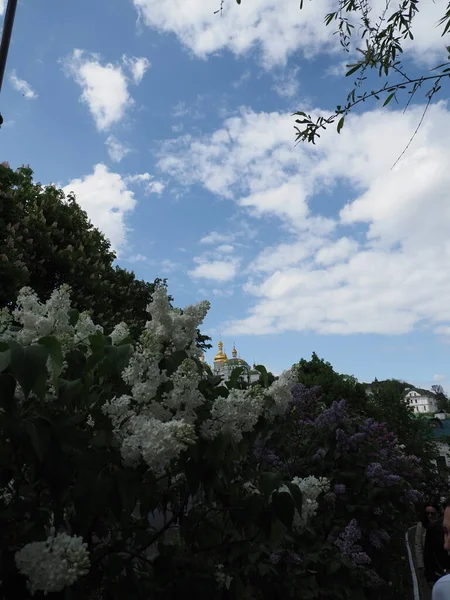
[416,503,439,571]
[433,574,450,600]
[426,498,450,589]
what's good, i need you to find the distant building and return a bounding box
[405,388,437,414]
[209,341,260,385]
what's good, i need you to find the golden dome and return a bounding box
[232,344,237,358]
[214,340,228,363]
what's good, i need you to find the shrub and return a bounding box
[0,286,429,599]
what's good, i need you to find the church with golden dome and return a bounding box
[209,341,260,384]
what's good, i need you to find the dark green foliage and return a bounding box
[0,163,162,337]
[294,352,368,413]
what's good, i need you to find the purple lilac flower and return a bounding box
[314,399,346,428]
[366,463,401,487]
[335,519,361,556]
[352,551,372,565]
[312,448,326,462]
[286,550,302,565]
[404,489,424,504]
[369,529,391,549]
[289,384,322,416]
[269,552,281,565]
[347,432,366,447]
[335,519,372,566]
[253,438,284,469]
[324,492,337,504]
[336,428,351,451]
[334,484,346,495]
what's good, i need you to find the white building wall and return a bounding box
[405,390,437,414]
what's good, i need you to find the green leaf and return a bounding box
[345,63,363,77]
[383,92,396,106]
[255,364,268,387]
[286,482,303,514]
[99,344,132,376]
[337,116,345,134]
[25,419,52,462]
[67,308,79,327]
[9,341,49,399]
[88,333,106,354]
[38,336,63,390]
[228,366,244,388]
[272,491,295,529]
[0,349,11,373]
[58,378,84,407]
[259,471,282,497]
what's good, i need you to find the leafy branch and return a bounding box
[293,70,446,144]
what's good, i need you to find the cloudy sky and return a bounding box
[2,0,450,388]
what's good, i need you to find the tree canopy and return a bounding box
[0,163,168,338]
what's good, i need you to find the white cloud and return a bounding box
[9,71,38,99]
[434,374,446,383]
[127,253,149,263]
[189,259,239,282]
[0,0,5,15]
[161,259,178,273]
[159,100,450,338]
[105,135,131,162]
[272,67,300,99]
[217,244,234,253]
[125,172,165,194]
[122,55,151,84]
[200,231,235,245]
[63,163,152,250]
[132,0,448,67]
[63,50,147,131]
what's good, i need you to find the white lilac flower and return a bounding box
[201,388,264,443]
[73,312,103,344]
[15,532,90,595]
[144,288,209,356]
[214,564,233,590]
[109,322,130,345]
[266,369,297,418]
[242,481,261,496]
[163,359,203,423]
[120,415,196,474]
[3,285,99,352]
[289,476,330,530]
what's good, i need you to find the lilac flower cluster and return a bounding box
[312,448,326,462]
[286,550,302,566]
[334,484,346,495]
[269,550,302,566]
[314,400,346,428]
[366,463,401,487]
[289,384,322,418]
[369,529,391,549]
[253,437,284,469]
[335,519,372,566]
[335,418,398,454]
[269,552,281,565]
[403,489,424,504]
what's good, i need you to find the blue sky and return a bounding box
[2,0,450,388]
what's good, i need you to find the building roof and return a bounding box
[425,416,450,439]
